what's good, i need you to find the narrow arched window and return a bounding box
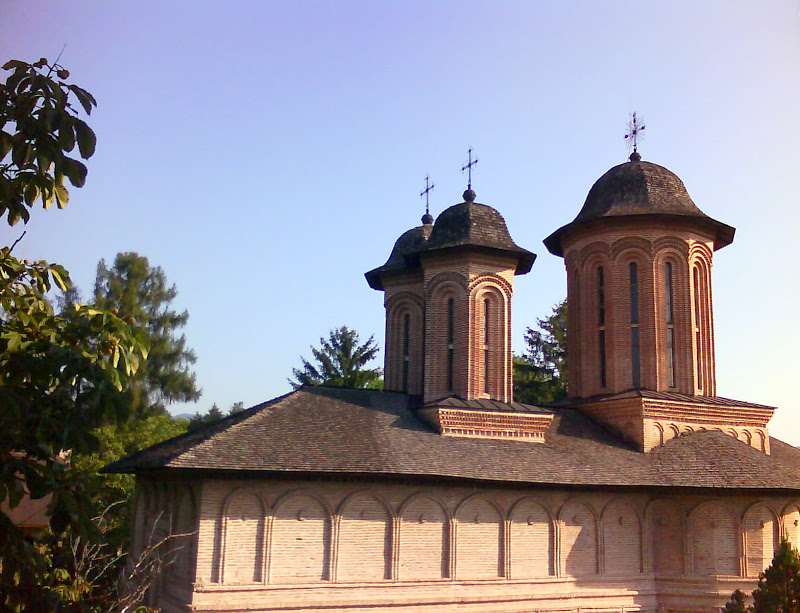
[665,262,676,387]
[630,262,640,388]
[693,266,702,391]
[447,298,455,392]
[597,267,607,388]
[402,312,410,392]
[483,298,490,394]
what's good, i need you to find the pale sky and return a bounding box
[3,2,800,443]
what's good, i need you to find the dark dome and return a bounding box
[365,224,433,290]
[423,201,535,274]
[544,156,735,256]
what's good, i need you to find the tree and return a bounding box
[724,538,800,613]
[187,401,245,431]
[514,299,567,405]
[0,57,96,225]
[290,325,382,389]
[0,58,152,612]
[92,252,200,418]
[752,537,800,613]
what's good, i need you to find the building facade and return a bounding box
[110,153,800,613]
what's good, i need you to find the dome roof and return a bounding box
[366,193,535,291]
[423,201,535,275]
[544,154,735,256]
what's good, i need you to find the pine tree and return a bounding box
[751,537,800,613]
[290,325,382,389]
[725,589,749,613]
[93,252,200,417]
[514,299,567,405]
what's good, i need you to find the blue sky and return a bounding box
[3,1,800,443]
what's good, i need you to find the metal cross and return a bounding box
[461,147,479,188]
[624,112,646,153]
[420,175,435,215]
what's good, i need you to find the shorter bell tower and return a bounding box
[366,186,535,405]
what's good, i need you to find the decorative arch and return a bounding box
[689,501,739,576]
[385,291,424,393]
[425,271,468,301]
[652,422,665,446]
[398,493,449,580]
[558,499,598,577]
[645,499,684,576]
[781,501,800,548]
[601,499,642,575]
[455,494,504,579]
[576,240,613,268]
[469,280,510,400]
[336,491,392,582]
[743,501,778,577]
[270,490,332,584]
[172,485,198,581]
[509,497,553,578]
[610,237,652,262]
[220,488,265,585]
[652,235,691,257]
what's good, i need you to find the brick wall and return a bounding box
[141,475,800,613]
[561,220,718,399]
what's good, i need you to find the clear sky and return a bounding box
[3,1,800,443]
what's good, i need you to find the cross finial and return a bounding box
[420,175,435,215]
[461,147,479,189]
[624,112,646,155]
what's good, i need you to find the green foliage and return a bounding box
[752,537,800,613]
[514,299,567,405]
[725,589,749,613]
[71,413,188,547]
[0,248,149,610]
[724,538,800,613]
[0,58,97,225]
[290,325,382,390]
[0,59,157,612]
[92,252,200,418]
[187,401,244,431]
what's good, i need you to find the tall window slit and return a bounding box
[630,262,640,388]
[447,298,455,391]
[597,267,607,388]
[402,313,410,392]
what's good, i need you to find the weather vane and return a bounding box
[461,147,479,189]
[624,112,646,154]
[420,175,435,216]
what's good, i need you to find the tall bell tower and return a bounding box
[544,151,774,453]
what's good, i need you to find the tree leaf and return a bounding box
[54,183,69,209]
[74,118,96,158]
[63,158,87,187]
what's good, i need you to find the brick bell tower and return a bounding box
[544,151,774,453]
[366,186,535,405]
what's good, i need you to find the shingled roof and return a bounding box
[365,196,535,291]
[544,154,735,256]
[106,387,800,492]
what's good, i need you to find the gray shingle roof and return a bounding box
[105,387,800,492]
[544,156,735,256]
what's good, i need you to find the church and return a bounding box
[108,148,800,613]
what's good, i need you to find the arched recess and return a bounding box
[646,499,684,576]
[579,252,613,396]
[509,497,552,578]
[172,486,198,581]
[469,280,510,400]
[689,501,738,576]
[602,499,642,575]
[221,489,265,585]
[781,502,800,548]
[426,278,468,397]
[744,502,778,577]
[455,495,503,579]
[337,491,391,582]
[559,500,598,577]
[270,491,331,584]
[398,494,449,580]
[614,248,653,390]
[385,292,424,393]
